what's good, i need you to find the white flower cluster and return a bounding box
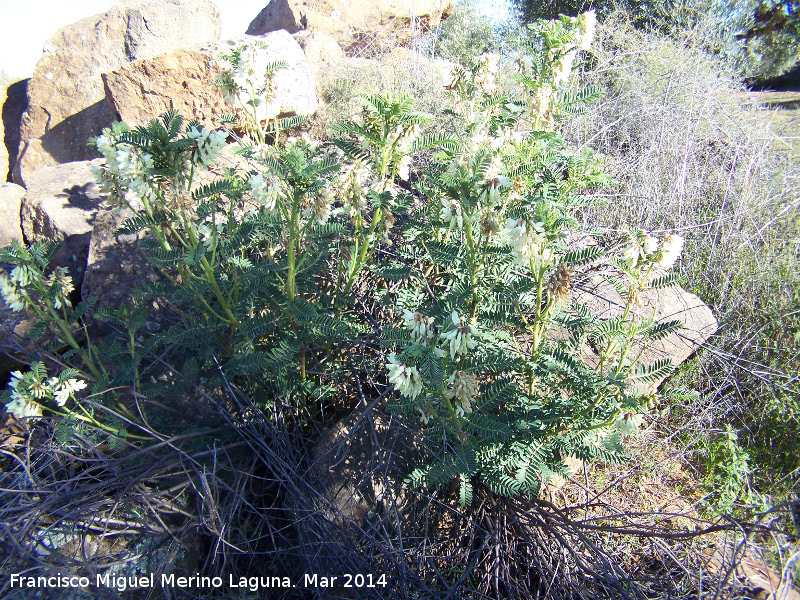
[503,219,552,268]
[0,265,74,313]
[622,231,684,270]
[621,231,658,268]
[340,162,370,218]
[0,265,33,312]
[93,133,155,201]
[474,52,500,95]
[4,396,41,419]
[187,126,227,169]
[0,275,26,312]
[250,173,281,213]
[658,234,684,269]
[402,309,435,342]
[197,220,225,251]
[303,186,335,224]
[441,311,478,359]
[614,412,644,437]
[440,198,465,229]
[578,10,597,52]
[51,377,88,406]
[45,268,75,309]
[444,370,479,417]
[484,156,510,203]
[386,353,424,399]
[551,11,597,88]
[387,123,421,181]
[4,369,87,419]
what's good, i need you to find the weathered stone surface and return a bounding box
[82,207,160,314]
[0,183,25,247]
[217,31,319,121]
[103,49,227,129]
[2,79,28,183]
[294,30,344,70]
[20,160,107,281]
[14,0,221,187]
[247,0,454,44]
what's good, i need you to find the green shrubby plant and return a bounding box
[0,241,102,381]
[378,27,690,502]
[87,47,435,400]
[1,14,697,506]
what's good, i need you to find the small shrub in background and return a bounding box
[434,0,500,68]
[514,0,800,82]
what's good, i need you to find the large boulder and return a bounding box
[0,183,25,247]
[2,79,28,183]
[13,0,221,187]
[19,160,108,282]
[103,49,227,129]
[217,31,319,121]
[246,0,454,44]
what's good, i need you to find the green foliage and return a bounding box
[379,46,686,504]
[695,425,768,516]
[435,0,500,68]
[0,12,701,510]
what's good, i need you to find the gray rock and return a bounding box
[2,79,28,183]
[572,270,718,391]
[20,160,108,282]
[81,207,160,313]
[14,0,221,186]
[247,0,454,45]
[0,183,24,247]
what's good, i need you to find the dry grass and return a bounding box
[562,15,800,495]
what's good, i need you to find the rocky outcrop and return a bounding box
[2,79,28,183]
[13,0,221,187]
[217,31,319,121]
[246,0,454,44]
[19,160,107,281]
[0,183,25,247]
[103,49,227,129]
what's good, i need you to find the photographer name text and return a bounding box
[10,572,388,592]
